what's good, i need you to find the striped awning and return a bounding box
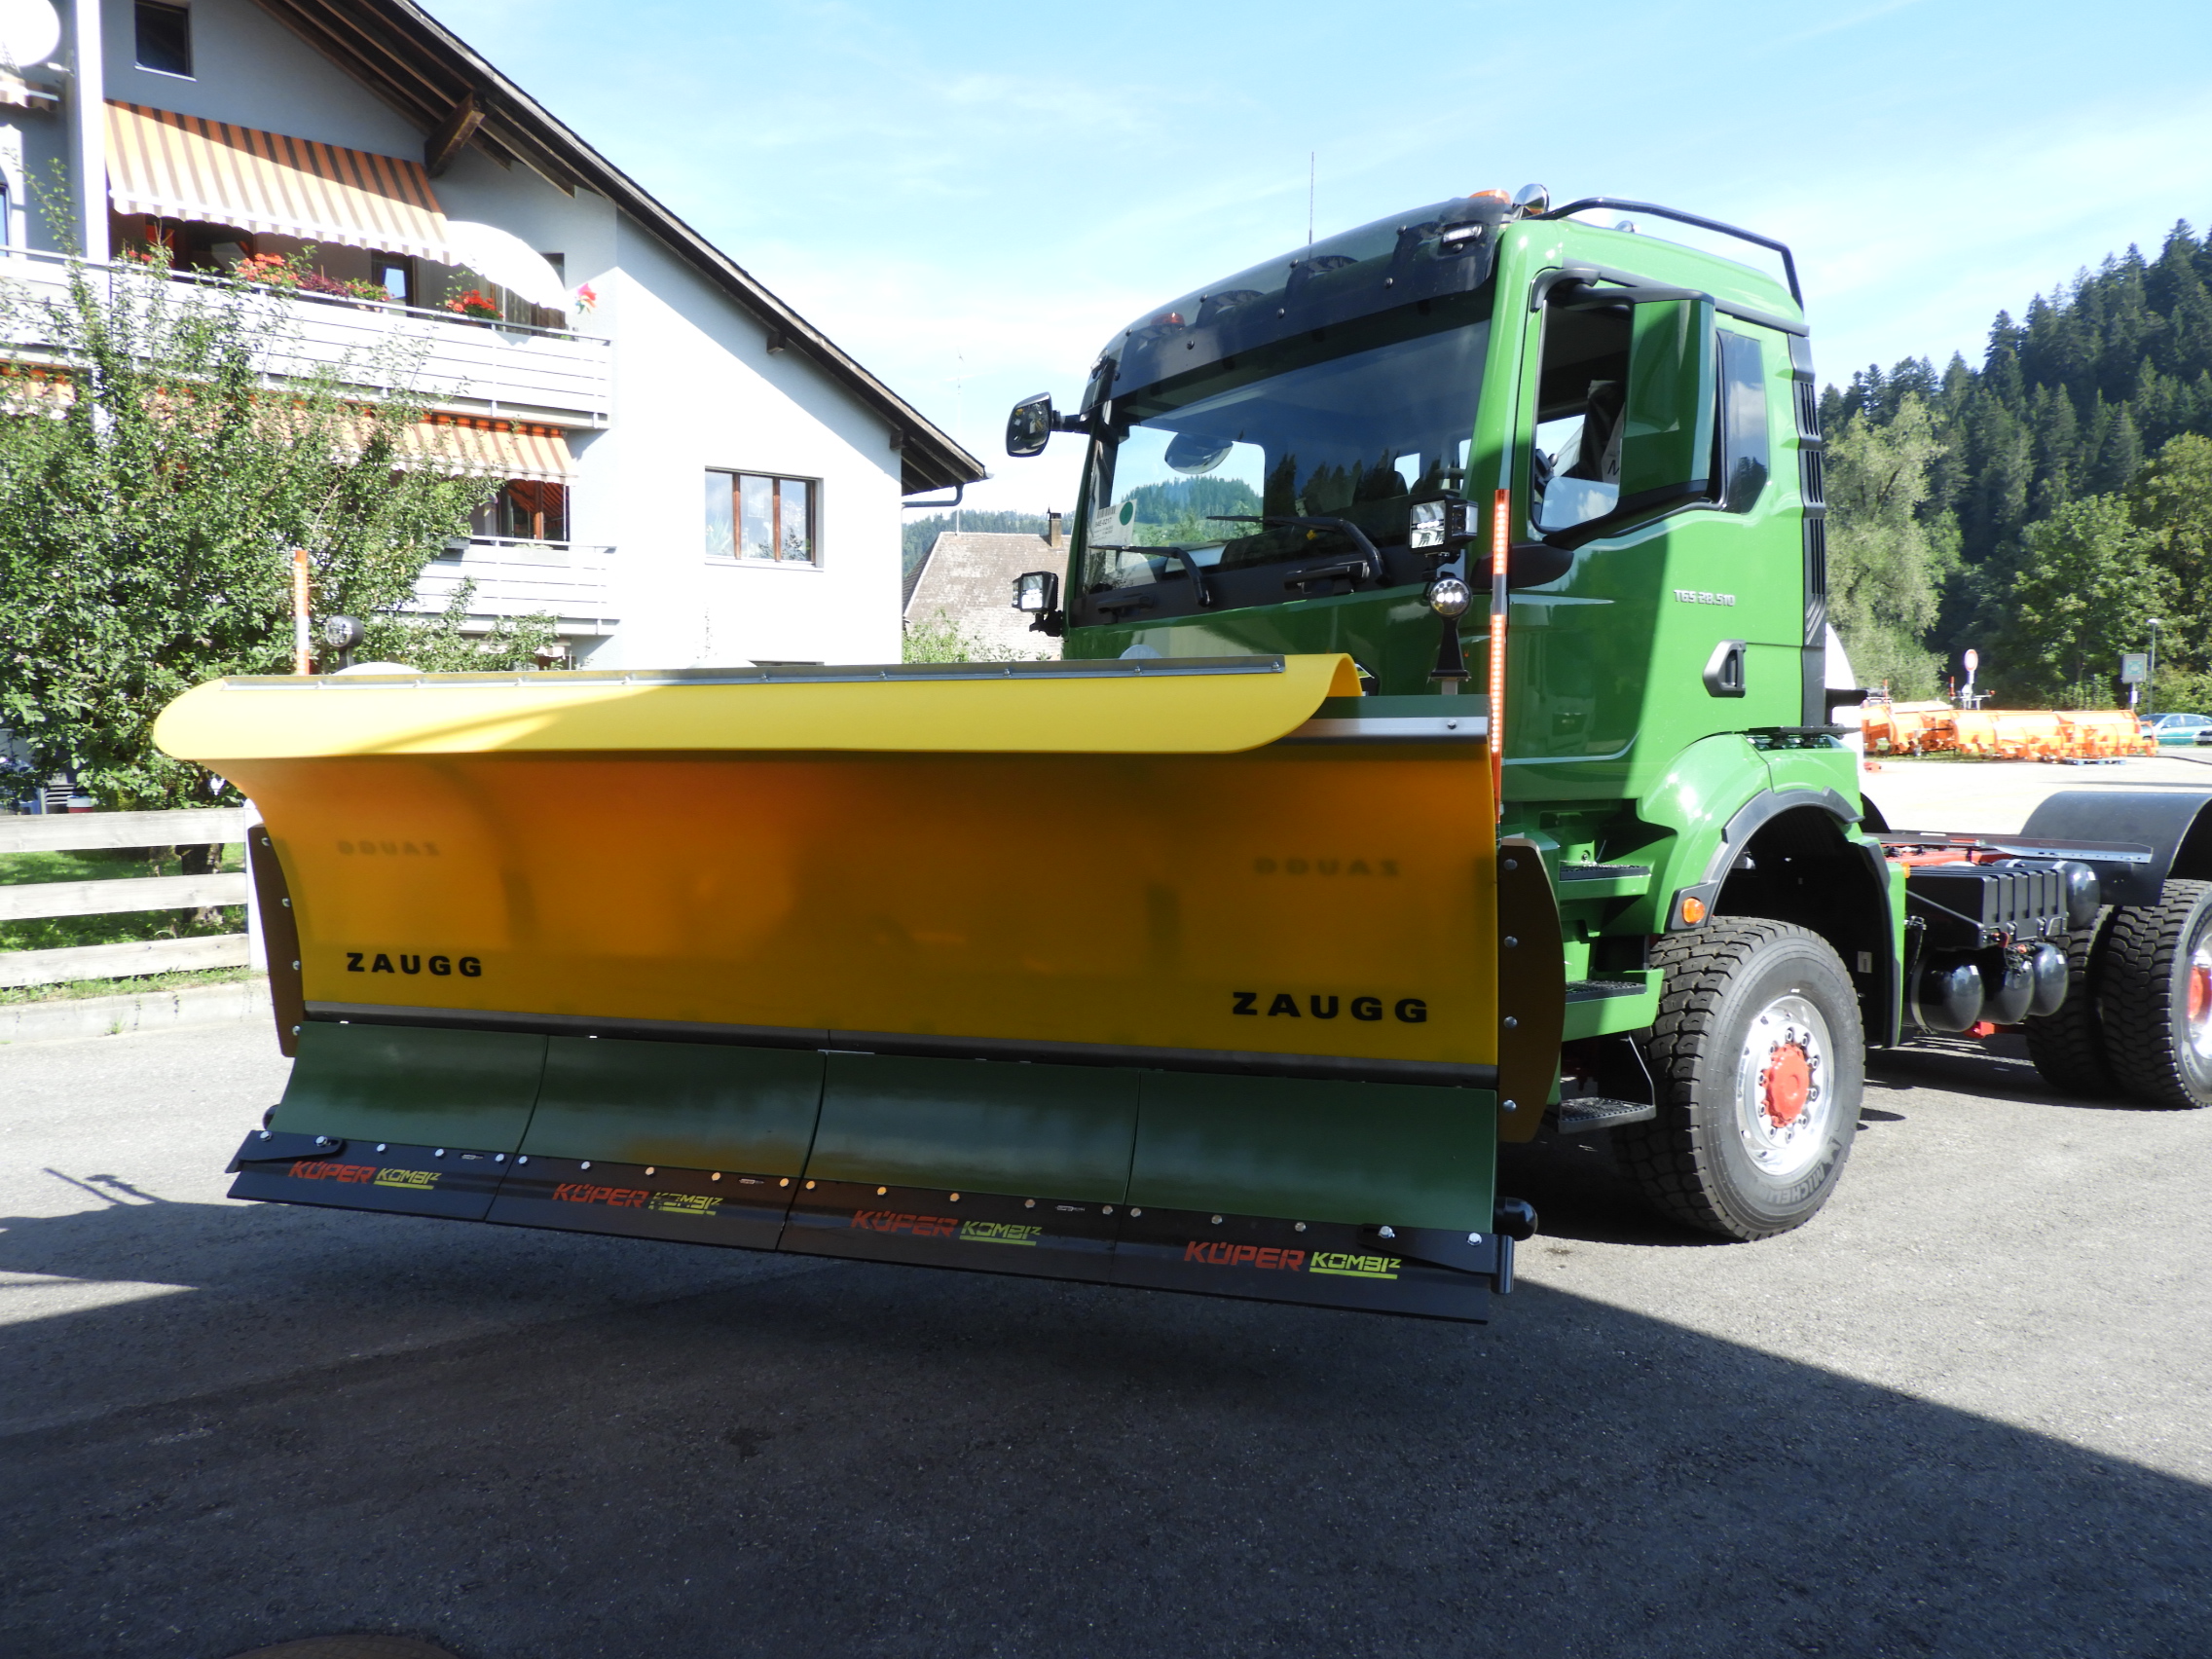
[106,102,451,261]
[403,418,575,482]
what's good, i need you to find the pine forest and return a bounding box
[1822,218,2212,709]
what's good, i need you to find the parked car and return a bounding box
[2139,712,2212,744]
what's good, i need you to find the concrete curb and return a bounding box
[0,977,272,1045]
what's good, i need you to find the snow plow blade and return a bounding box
[166,656,1539,1321]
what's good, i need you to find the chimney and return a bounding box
[1046,509,1062,549]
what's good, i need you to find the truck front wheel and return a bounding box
[1619,920,1864,1240]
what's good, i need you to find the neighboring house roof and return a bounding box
[253,0,985,497]
[903,533,1062,659]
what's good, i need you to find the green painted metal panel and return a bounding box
[1128,1072,1495,1231]
[804,1054,1138,1202]
[273,1021,547,1151]
[520,1037,826,1173]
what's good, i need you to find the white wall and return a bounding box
[100,0,423,155]
[585,212,904,670]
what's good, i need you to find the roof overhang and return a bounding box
[251,0,985,496]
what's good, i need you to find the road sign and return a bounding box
[2121,652,2150,684]
[1963,648,1980,675]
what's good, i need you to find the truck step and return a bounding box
[1565,977,1650,1001]
[1556,1096,1657,1131]
[1556,865,1653,899]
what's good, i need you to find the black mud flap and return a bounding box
[229,1133,508,1221]
[486,1156,796,1250]
[1111,1207,1501,1321]
[780,1180,1121,1281]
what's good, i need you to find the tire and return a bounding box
[2098,879,2212,1109]
[1618,919,1864,1240]
[2023,905,2120,1098]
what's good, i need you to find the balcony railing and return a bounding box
[413,538,618,638]
[0,248,610,428]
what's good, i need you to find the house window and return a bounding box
[705,470,817,564]
[134,1,193,78]
[471,479,569,543]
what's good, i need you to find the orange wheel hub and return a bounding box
[1761,1042,1811,1127]
[2190,965,2211,1025]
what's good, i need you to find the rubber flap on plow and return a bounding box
[236,1022,1506,1319]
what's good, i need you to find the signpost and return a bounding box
[1961,647,1980,710]
[2122,651,2150,712]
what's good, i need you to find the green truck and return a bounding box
[999,182,2212,1240]
[170,185,2212,1326]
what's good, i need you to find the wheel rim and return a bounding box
[2186,935,2212,1062]
[1735,993,1837,1180]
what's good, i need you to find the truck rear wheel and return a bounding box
[1619,920,1863,1240]
[2098,879,2212,1109]
[2022,906,2120,1098]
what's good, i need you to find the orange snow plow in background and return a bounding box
[1862,704,2155,761]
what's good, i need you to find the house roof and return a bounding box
[252,0,985,496]
[903,532,1062,660]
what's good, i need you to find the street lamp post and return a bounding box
[2149,619,2161,720]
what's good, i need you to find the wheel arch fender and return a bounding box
[2020,790,2212,906]
[1699,793,1899,1047]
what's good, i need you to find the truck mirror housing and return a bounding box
[1006,393,1054,458]
[1012,571,1059,613]
[1618,299,1715,517]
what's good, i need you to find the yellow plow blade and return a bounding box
[168,658,1536,1320]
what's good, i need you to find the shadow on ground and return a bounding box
[2,1187,2205,1659]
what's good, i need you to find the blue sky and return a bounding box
[429,0,2212,515]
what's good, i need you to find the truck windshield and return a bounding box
[1082,301,1490,606]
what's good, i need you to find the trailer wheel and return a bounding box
[2098,879,2212,1109]
[1619,920,1863,1240]
[2022,906,2120,1098]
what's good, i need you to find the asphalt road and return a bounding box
[4,1016,2207,1659]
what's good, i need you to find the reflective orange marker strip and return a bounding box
[1490,487,1509,820]
[292,548,312,676]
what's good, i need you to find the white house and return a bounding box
[0,0,981,668]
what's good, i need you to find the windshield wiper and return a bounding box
[1206,515,1384,581]
[1091,544,1213,607]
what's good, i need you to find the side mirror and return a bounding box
[1006,393,1054,458]
[1012,571,1059,614]
[1618,299,1715,514]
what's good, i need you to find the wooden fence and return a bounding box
[0,807,255,988]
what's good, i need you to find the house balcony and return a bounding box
[413,538,619,643]
[0,249,610,429]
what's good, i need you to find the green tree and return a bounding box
[1991,495,2167,704]
[2126,432,2212,667]
[0,253,548,814]
[901,609,1024,663]
[1823,394,1957,695]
